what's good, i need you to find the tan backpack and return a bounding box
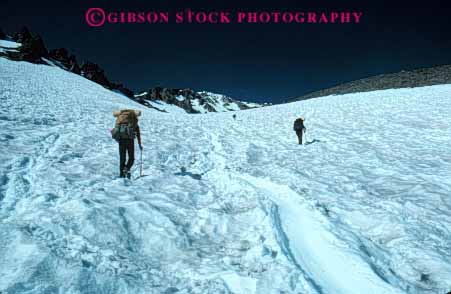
[112,109,141,141]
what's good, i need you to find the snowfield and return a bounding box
[0,57,450,294]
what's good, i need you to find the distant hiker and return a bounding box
[293,117,306,145]
[111,109,143,178]
[232,114,237,120]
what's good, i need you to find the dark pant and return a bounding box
[296,130,303,144]
[119,139,134,175]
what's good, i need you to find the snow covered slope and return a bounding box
[1,57,451,294]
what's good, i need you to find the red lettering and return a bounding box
[272,12,281,23]
[282,12,293,23]
[319,13,328,23]
[220,12,231,23]
[248,12,257,23]
[237,12,246,23]
[353,12,363,23]
[146,12,157,23]
[128,12,136,23]
[107,12,117,23]
[175,12,184,23]
[137,12,146,23]
[295,13,305,23]
[196,12,207,23]
[308,12,316,23]
[341,12,351,23]
[208,12,217,23]
[259,12,270,23]
[330,12,339,23]
[187,9,193,23]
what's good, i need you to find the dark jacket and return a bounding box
[293,118,305,131]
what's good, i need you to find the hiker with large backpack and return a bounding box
[111,109,143,178]
[293,117,306,145]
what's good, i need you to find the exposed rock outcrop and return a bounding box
[291,65,451,101]
[12,27,32,43]
[80,62,112,89]
[49,48,81,74]
[136,87,262,113]
[18,33,49,63]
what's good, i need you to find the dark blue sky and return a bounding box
[2,0,451,103]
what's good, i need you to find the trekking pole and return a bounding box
[140,148,143,177]
[304,130,308,145]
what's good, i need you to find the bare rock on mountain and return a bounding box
[49,48,81,74]
[13,27,33,43]
[145,87,197,112]
[2,28,49,64]
[111,82,134,98]
[80,61,112,89]
[69,62,81,75]
[19,34,49,63]
[79,62,133,97]
[292,65,451,101]
[136,87,263,114]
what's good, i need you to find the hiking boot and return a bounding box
[123,168,131,179]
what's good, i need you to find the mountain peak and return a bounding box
[135,87,263,114]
